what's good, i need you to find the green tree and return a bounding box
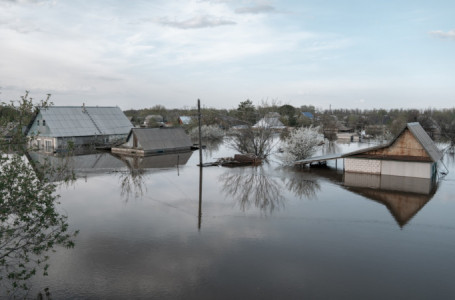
[0,92,77,297]
[236,99,257,125]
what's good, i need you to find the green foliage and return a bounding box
[236,99,257,125]
[0,92,77,297]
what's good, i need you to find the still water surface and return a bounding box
[20,141,455,298]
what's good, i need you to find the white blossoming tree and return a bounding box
[281,126,321,165]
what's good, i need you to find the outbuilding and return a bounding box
[343,122,442,179]
[112,127,193,156]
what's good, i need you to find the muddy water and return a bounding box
[20,141,455,299]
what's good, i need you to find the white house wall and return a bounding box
[345,158,381,174]
[381,160,431,178]
[345,158,433,179]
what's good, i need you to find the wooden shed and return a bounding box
[343,122,442,179]
[112,127,193,156]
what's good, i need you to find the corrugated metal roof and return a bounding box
[343,122,442,162]
[294,153,344,165]
[38,106,133,137]
[407,122,443,162]
[131,127,192,151]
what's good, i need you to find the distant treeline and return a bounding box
[124,101,455,143]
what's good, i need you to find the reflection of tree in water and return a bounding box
[219,167,284,214]
[0,154,77,298]
[202,139,223,160]
[321,140,341,155]
[117,156,147,201]
[285,174,320,200]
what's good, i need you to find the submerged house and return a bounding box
[295,122,443,179]
[111,127,193,156]
[343,122,442,179]
[27,106,133,152]
[253,117,286,129]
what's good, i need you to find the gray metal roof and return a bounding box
[407,122,443,162]
[130,127,192,151]
[343,122,442,162]
[37,106,133,137]
[294,153,344,165]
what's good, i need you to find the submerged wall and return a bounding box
[345,157,433,179]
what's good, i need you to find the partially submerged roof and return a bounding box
[343,122,442,162]
[29,106,133,137]
[295,122,443,166]
[128,127,192,151]
[253,117,285,129]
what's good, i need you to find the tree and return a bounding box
[0,92,77,297]
[228,126,275,158]
[280,126,321,165]
[236,99,257,125]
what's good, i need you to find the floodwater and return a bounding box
[7,140,455,299]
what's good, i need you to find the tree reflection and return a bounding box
[116,156,147,201]
[285,174,320,199]
[219,167,284,214]
[0,153,77,298]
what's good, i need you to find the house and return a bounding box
[301,112,314,119]
[27,106,133,152]
[178,116,192,125]
[111,127,193,156]
[143,115,164,127]
[253,117,286,129]
[343,122,442,178]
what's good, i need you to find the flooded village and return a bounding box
[2,100,455,299]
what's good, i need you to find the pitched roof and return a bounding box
[301,112,314,119]
[407,122,443,162]
[343,122,443,162]
[129,127,192,151]
[30,106,133,137]
[253,117,285,129]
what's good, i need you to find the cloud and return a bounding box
[235,4,275,14]
[158,15,236,29]
[430,29,455,40]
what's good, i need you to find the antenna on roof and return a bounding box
[82,102,86,113]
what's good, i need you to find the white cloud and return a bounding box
[430,29,455,40]
[157,15,236,29]
[235,4,275,14]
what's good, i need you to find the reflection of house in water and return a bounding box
[116,151,193,170]
[293,166,438,228]
[27,151,127,180]
[343,173,437,227]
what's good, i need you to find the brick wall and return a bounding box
[345,158,381,174]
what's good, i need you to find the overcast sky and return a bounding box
[1,0,454,110]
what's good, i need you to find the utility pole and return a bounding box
[198,99,202,166]
[197,99,203,230]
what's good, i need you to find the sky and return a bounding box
[0,0,454,110]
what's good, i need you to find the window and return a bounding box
[37,120,40,126]
[45,140,52,152]
[43,120,46,126]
